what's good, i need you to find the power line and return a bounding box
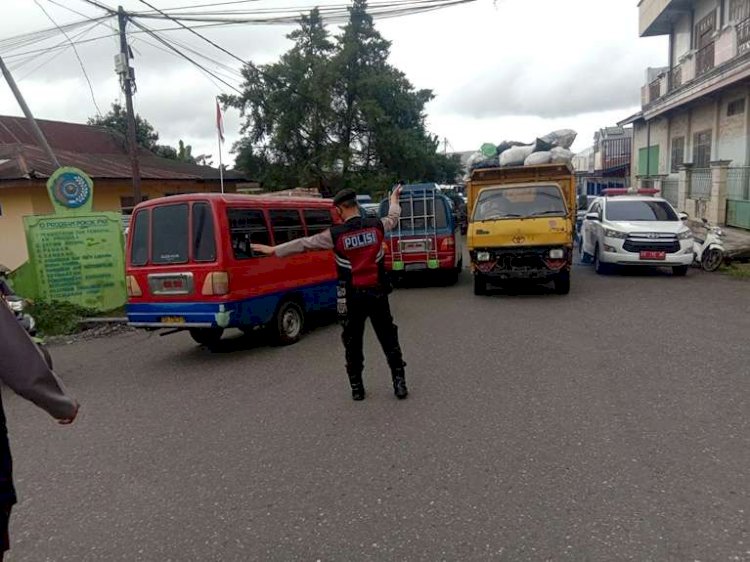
[33,0,102,116]
[127,18,244,95]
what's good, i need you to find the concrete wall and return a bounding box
[0,180,229,270]
[717,85,749,165]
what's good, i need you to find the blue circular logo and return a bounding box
[52,172,91,208]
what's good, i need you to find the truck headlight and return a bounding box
[549,249,565,259]
[678,229,693,240]
[604,228,628,239]
[476,251,491,262]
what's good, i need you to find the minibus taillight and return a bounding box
[202,272,229,296]
[440,237,455,250]
[126,275,142,297]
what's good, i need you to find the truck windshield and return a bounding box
[474,185,566,221]
[606,200,678,222]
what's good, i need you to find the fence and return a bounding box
[727,167,750,200]
[689,169,712,200]
[661,179,679,207]
[727,167,750,229]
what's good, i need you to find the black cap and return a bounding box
[333,188,357,206]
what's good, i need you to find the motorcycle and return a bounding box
[3,294,53,369]
[693,218,726,272]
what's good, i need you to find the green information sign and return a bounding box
[19,167,127,311]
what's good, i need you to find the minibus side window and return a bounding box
[152,204,189,264]
[303,209,333,235]
[269,209,305,244]
[192,203,217,262]
[130,209,149,266]
[227,208,270,259]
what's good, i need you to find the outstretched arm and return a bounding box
[0,303,78,424]
[251,229,334,258]
[381,184,403,232]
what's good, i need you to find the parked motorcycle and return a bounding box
[3,294,53,369]
[693,218,726,272]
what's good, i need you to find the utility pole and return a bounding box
[116,6,142,206]
[0,55,61,169]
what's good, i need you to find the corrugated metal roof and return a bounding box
[0,115,249,182]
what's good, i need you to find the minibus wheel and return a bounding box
[189,328,224,347]
[273,300,304,345]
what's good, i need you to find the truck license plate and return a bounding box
[640,251,666,260]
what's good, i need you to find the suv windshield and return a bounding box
[474,185,566,221]
[606,200,677,222]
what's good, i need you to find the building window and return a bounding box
[728,98,746,116]
[638,146,660,176]
[671,137,685,173]
[730,0,750,22]
[269,209,305,244]
[693,130,713,168]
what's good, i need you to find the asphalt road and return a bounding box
[5,263,750,561]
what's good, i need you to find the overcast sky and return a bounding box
[0,0,667,166]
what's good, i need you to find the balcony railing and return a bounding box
[738,16,750,55]
[696,42,715,76]
[649,78,662,102]
[669,65,682,90]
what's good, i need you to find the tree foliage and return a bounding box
[225,2,459,194]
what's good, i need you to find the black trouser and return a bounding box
[341,289,404,384]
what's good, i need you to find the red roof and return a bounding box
[0,115,249,182]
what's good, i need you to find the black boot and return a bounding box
[391,366,408,400]
[348,371,365,401]
[351,382,366,401]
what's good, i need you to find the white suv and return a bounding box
[580,195,694,276]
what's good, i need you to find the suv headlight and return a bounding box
[678,229,693,240]
[603,228,628,240]
[476,251,491,262]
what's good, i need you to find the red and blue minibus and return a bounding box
[378,183,464,285]
[125,193,339,347]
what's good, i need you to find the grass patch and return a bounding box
[723,263,750,279]
[26,300,98,336]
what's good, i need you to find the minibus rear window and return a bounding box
[152,204,189,264]
[130,209,149,266]
[192,203,217,262]
[379,197,448,230]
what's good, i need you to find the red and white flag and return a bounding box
[216,99,225,143]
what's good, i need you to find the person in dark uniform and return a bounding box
[252,186,408,401]
[0,301,79,560]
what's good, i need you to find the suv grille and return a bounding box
[623,233,680,254]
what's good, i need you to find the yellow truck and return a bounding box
[466,163,576,295]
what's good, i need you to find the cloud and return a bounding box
[438,43,650,119]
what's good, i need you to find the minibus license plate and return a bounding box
[161,316,186,324]
[640,251,666,260]
[402,241,426,253]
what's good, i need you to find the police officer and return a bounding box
[0,299,79,559]
[252,185,407,401]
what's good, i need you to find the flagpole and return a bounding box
[218,132,224,194]
[216,96,225,194]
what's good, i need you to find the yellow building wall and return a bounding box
[0,179,228,270]
[0,186,36,270]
